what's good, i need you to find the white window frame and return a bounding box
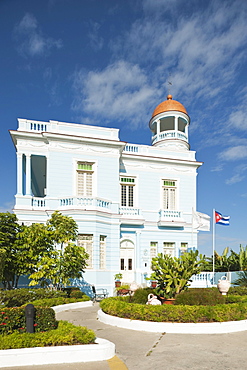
[76,161,95,197]
[120,176,136,207]
[180,242,188,255]
[78,234,93,269]
[150,241,158,267]
[162,179,178,210]
[99,235,106,269]
[163,242,175,257]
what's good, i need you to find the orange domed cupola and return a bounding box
[149,94,190,150]
[152,94,188,118]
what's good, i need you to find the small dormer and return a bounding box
[149,95,190,151]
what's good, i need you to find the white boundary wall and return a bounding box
[0,338,115,368]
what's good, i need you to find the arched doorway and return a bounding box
[120,239,135,283]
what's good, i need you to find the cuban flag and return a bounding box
[215,211,230,225]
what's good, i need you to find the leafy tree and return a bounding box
[27,211,86,289]
[0,212,21,289]
[150,250,205,299]
[0,248,6,283]
[0,211,87,290]
[29,242,89,288]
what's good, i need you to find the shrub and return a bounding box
[128,287,155,304]
[0,306,58,334]
[174,288,225,306]
[0,321,95,349]
[229,286,247,296]
[0,288,67,308]
[26,295,90,308]
[100,297,247,323]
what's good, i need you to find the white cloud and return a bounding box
[0,201,14,213]
[220,146,247,161]
[225,164,247,185]
[72,61,158,126]
[226,173,245,185]
[14,13,63,57]
[72,0,247,136]
[88,22,104,51]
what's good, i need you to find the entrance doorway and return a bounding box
[120,239,135,283]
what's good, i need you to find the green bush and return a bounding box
[0,306,58,334]
[0,288,67,308]
[226,295,247,304]
[174,288,225,306]
[229,286,247,296]
[0,321,95,349]
[69,290,85,299]
[62,287,84,298]
[128,287,155,304]
[100,297,247,323]
[26,295,90,308]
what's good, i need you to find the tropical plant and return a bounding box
[233,271,247,287]
[203,245,247,272]
[150,250,205,299]
[114,273,123,281]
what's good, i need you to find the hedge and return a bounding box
[0,288,90,308]
[100,297,247,323]
[0,321,95,349]
[0,306,58,334]
[25,295,90,308]
[0,289,67,308]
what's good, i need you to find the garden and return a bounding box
[0,287,94,350]
[0,211,95,350]
[101,250,247,324]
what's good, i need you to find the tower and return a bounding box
[149,94,190,151]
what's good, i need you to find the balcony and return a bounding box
[25,196,113,212]
[158,210,185,227]
[119,207,144,225]
[152,130,188,145]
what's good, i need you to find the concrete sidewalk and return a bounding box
[3,303,247,369]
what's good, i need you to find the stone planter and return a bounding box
[217,276,230,295]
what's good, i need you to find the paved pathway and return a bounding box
[3,303,247,369]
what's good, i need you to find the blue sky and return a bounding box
[1,0,247,257]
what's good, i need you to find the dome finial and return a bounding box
[167,94,172,100]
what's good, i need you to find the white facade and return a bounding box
[10,96,205,295]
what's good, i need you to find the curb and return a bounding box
[0,338,115,368]
[97,309,247,334]
[51,300,93,312]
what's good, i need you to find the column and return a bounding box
[26,154,32,196]
[174,116,178,136]
[17,152,23,195]
[156,119,160,139]
[185,123,189,141]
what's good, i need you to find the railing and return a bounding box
[159,210,182,219]
[30,122,47,132]
[31,196,111,210]
[119,207,141,216]
[152,130,188,145]
[59,197,111,209]
[123,145,139,153]
[32,198,46,207]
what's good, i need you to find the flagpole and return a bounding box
[212,208,215,285]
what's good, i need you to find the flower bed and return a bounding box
[100,297,247,323]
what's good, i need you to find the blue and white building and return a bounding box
[10,95,207,294]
